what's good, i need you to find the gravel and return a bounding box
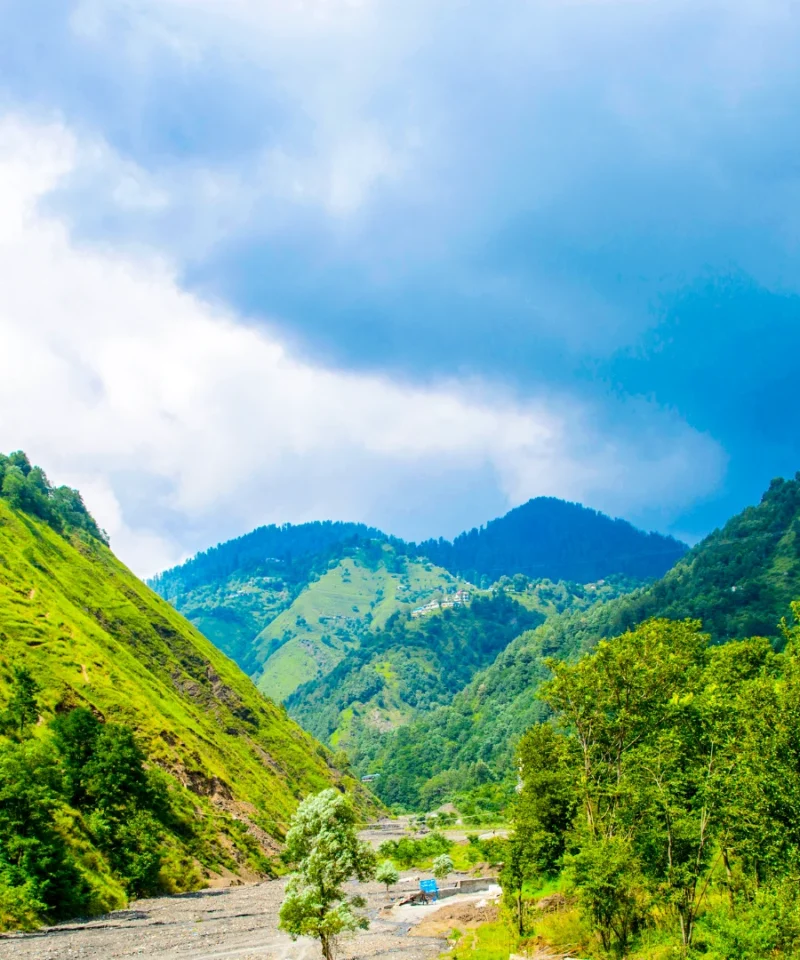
[0,877,449,960]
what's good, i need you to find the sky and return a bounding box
[1,0,799,578]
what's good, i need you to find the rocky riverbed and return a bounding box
[0,875,464,960]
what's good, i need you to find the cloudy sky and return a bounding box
[1,0,798,577]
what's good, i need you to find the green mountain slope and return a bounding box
[149,521,390,675]
[0,467,372,925]
[151,499,684,699]
[372,474,800,809]
[413,496,687,584]
[255,547,465,701]
[286,590,544,754]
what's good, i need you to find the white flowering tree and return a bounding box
[279,789,376,960]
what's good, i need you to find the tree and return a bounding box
[432,854,453,882]
[376,859,399,894]
[3,666,40,737]
[279,789,376,960]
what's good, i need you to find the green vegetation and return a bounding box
[0,450,107,544]
[371,475,800,811]
[151,498,679,707]
[378,830,452,868]
[287,590,544,760]
[505,608,800,957]
[432,853,454,881]
[0,455,375,930]
[375,859,399,892]
[150,522,394,675]
[413,496,686,585]
[279,789,376,960]
[255,549,465,702]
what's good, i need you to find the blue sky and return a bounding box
[0,0,798,575]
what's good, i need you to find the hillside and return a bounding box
[286,590,544,754]
[286,575,639,765]
[254,547,466,701]
[0,455,372,928]
[151,500,683,702]
[149,521,392,674]
[413,496,687,584]
[370,474,800,810]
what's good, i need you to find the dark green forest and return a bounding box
[506,608,800,958]
[286,591,543,756]
[0,451,107,544]
[413,497,687,584]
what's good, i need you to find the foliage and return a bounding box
[279,789,376,960]
[413,496,686,585]
[0,494,375,930]
[432,853,454,880]
[378,831,452,868]
[375,859,400,892]
[370,474,800,812]
[510,607,800,957]
[288,590,543,758]
[1,666,41,737]
[0,451,107,544]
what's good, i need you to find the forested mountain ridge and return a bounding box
[286,591,544,754]
[370,474,800,810]
[0,456,373,930]
[150,499,683,701]
[412,496,687,584]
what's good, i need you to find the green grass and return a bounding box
[0,500,378,893]
[444,919,519,960]
[255,552,464,701]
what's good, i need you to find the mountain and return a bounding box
[413,496,687,584]
[251,546,467,702]
[286,590,544,752]
[149,521,392,674]
[151,499,683,701]
[0,453,372,928]
[369,474,800,811]
[285,576,638,767]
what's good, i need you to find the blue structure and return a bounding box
[419,879,439,902]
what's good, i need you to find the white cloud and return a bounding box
[0,115,725,576]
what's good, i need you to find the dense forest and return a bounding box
[507,608,800,958]
[370,475,800,811]
[413,497,687,584]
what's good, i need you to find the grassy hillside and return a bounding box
[0,493,374,926]
[371,474,800,810]
[149,521,390,675]
[286,590,544,753]
[255,547,466,701]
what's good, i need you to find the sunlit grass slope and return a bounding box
[0,500,373,864]
[255,550,465,701]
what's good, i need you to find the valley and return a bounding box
[5,450,800,959]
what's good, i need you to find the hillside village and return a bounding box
[411,589,472,618]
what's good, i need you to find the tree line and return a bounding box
[506,605,800,958]
[0,668,204,930]
[0,451,107,544]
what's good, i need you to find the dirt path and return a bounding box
[0,877,457,960]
